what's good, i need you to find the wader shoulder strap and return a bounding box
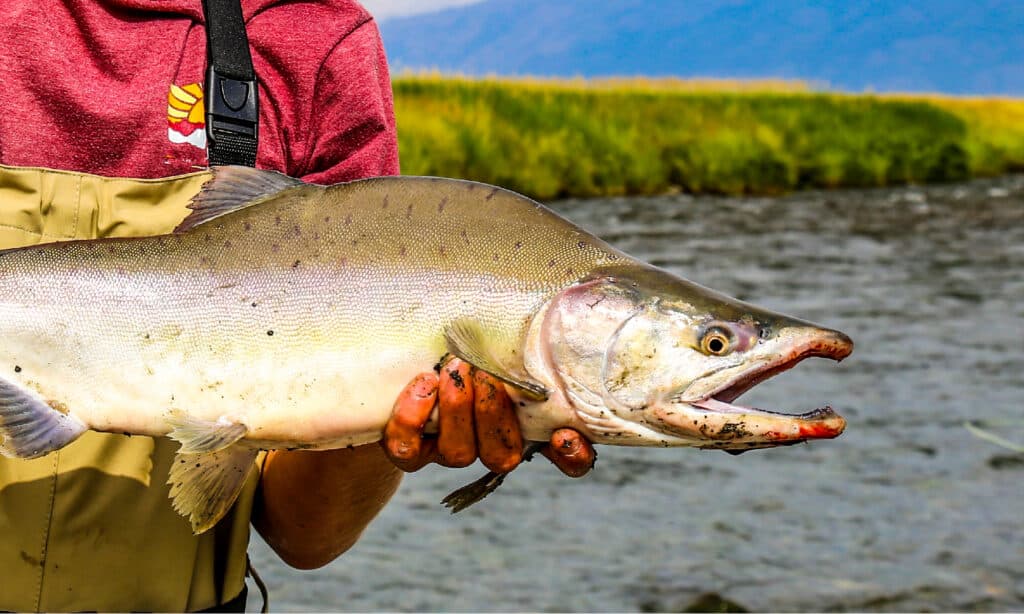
[202,0,259,167]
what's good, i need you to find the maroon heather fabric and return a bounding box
[0,0,399,181]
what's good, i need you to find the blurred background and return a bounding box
[251,2,1024,611]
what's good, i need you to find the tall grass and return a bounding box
[393,75,1024,200]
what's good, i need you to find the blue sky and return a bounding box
[361,0,483,20]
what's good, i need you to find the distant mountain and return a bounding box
[378,0,1023,95]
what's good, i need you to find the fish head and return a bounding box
[530,264,853,451]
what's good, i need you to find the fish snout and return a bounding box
[812,328,854,362]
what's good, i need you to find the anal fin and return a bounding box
[168,445,259,534]
[0,376,86,459]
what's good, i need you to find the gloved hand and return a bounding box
[381,358,595,477]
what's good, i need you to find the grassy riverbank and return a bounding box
[393,75,1024,199]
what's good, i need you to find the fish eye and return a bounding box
[700,326,734,356]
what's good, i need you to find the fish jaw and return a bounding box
[651,327,852,450]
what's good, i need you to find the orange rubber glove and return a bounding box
[382,358,595,477]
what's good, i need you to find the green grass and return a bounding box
[393,75,1024,200]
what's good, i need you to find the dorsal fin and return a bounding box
[174,165,305,232]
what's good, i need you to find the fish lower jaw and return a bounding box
[652,399,846,449]
[691,396,841,422]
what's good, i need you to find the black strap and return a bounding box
[196,586,247,613]
[202,0,259,167]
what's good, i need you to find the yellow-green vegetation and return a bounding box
[393,75,1024,200]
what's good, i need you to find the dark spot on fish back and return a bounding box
[292,260,301,268]
[344,214,352,226]
[244,221,252,231]
[267,330,274,336]
[399,245,407,257]
[275,216,282,226]
[405,204,413,219]
[548,260,555,267]
[514,241,523,250]
[14,365,21,373]
[577,241,586,249]
[438,197,449,213]
[251,302,257,308]
[224,240,232,249]
[324,216,331,223]
[271,244,280,253]
[382,195,389,209]
[486,188,498,201]
[439,245,447,257]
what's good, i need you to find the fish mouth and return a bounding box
[662,329,853,450]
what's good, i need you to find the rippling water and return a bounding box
[250,176,1024,612]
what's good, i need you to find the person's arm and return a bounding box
[252,445,402,569]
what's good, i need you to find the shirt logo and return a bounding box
[167,83,207,150]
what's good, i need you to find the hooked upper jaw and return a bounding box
[655,327,853,450]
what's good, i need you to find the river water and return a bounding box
[249,176,1024,612]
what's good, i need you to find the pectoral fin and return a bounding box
[0,376,86,459]
[444,319,549,401]
[442,442,545,513]
[168,444,259,534]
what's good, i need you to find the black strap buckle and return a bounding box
[205,65,258,166]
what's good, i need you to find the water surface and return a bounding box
[251,176,1024,612]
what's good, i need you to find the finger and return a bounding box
[541,428,596,478]
[389,437,439,473]
[382,372,438,467]
[437,359,477,468]
[472,370,523,474]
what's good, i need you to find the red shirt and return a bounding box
[0,0,399,183]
